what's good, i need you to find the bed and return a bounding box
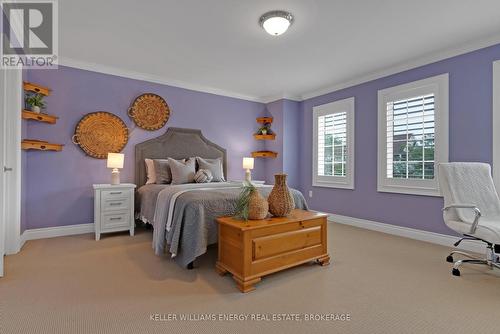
[135,127,308,268]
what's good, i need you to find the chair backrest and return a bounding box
[438,162,500,223]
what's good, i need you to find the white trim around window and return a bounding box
[312,97,355,189]
[493,60,500,190]
[377,74,449,196]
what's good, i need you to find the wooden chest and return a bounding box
[216,209,330,292]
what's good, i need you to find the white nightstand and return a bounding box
[93,183,136,241]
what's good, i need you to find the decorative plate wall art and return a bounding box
[72,112,129,159]
[128,93,170,131]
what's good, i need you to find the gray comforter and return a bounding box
[137,182,308,267]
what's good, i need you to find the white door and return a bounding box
[0,69,6,277]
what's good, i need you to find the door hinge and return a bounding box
[3,166,13,172]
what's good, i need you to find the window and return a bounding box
[378,74,449,196]
[313,97,354,189]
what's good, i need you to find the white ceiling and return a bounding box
[59,0,500,102]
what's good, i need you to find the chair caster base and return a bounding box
[452,268,461,276]
[446,255,454,263]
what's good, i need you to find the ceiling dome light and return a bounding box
[259,10,294,36]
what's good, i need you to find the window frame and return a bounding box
[492,60,500,190]
[377,74,449,196]
[312,97,355,189]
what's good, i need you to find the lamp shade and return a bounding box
[242,157,254,170]
[107,153,124,169]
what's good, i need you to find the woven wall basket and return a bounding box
[128,93,170,131]
[72,112,129,159]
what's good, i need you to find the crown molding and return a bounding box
[261,94,302,104]
[300,33,500,101]
[58,57,266,103]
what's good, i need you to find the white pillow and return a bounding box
[145,159,156,184]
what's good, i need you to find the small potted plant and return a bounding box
[25,93,46,113]
[257,123,272,135]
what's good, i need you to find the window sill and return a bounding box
[313,180,354,190]
[377,184,441,197]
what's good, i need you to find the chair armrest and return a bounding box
[442,204,482,234]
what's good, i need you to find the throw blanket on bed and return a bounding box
[138,182,308,267]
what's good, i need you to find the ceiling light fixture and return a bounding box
[259,10,294,36]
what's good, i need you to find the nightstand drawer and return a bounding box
[101,197,130,212]
[101,211,130,229]
[101,189,130,199]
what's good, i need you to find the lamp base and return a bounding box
[111,169,120,185]
[245,169,252,183]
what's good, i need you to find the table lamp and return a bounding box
[107,153,124,185]
[242,157,254,183]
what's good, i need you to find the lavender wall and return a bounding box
[263,100,284,185]
[300,43,500,235]
[282,99,301,189]
[262,99,301,188]
[23,66,267,229]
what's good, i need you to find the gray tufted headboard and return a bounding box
[135,127,227,188]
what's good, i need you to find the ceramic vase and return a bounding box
[268,173,294,217]
[31,105,40,113]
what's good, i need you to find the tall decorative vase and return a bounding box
[268,173,295,217]
[248,188,269,220]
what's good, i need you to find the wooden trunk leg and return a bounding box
[215,262,228,276]
[317,255,331,266]
[233,277,261,293]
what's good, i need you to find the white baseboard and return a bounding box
[319,212,486,254]
[20,223,94,248]
[19,233,26,250]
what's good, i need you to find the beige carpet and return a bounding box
[2,223,500,334]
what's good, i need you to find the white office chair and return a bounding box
[438,162,500,276]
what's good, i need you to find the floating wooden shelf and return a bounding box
[256,117,273,124]
[22,110,58,124]
[22,139,63,152]
[252,117,276,158]
[253,134,276,140]
[21,82,61,153]
[23,81,51,96]
[252,151,278,158]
